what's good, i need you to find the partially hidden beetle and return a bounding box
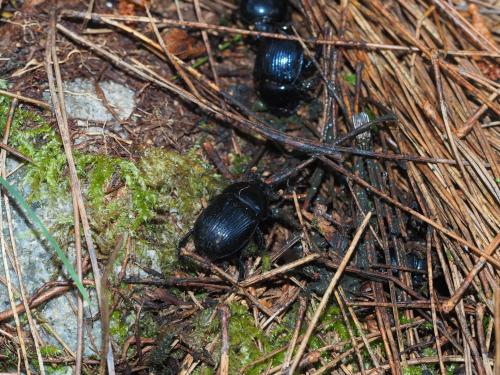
[254,38,315,112]
[178,181,269,279]
[239,0,290,32]
[390,252,427,288]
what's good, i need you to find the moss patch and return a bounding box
[0,96,222,274]
[403,366,426,375]
[319,305,350,342]
[190,302,297,375]
[0,95,224,354]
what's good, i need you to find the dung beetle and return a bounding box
[239,0,290,32]
[178,181,269,279]
[254,38,315,112]
[406,253,426,287]
[390,252,427,288]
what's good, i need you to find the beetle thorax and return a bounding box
[222,182,268,218]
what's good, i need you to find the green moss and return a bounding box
[345,73,356,87]
[0,97,222,274]
[0,345,18,371]
[110,309,159,347]
[190,302,296,375]
[143,315,158,339]
[360,339,383,362]
[34,345,66,374]
[261,252,271,272]
[403,366,425,375]
[0,102,68,201]
[228,152,251,176]
[319,305,350,341]
[227,303,294,374]
[45,367,72,375]
[399,314,414,325]
[422,347,436,357]
[110,310,131,345]
[76,147,222,268]
[309,335,323,351]
[421,322,433,331]
[40,345,62,357]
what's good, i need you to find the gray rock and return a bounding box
[43,78,136,122]
[0,158,101,363]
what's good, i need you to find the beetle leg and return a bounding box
[237,253,247,281]
[177,229,193,257]
[269,206,300,229]
[255,227,266,254]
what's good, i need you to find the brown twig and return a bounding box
[288,211,372,374]
[218,304,230,375]
[0,89,51,110]
[496,287,500,373]
[46,8,114,372]
[442,233,500,313]
[240,253,320,287]
[60,10,500,57]
[202,142,234,180]
[319,157,500,270]
[280,296,307,375]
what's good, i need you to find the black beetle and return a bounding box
[239,0,290,32]
[178,181,269,279]
[254,38,315,112]
[406,253,426,287]
[390,252,427,288]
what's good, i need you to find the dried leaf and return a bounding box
[468,4,495,44]
[476,59,500,81]
[301,210,336,241]
[162,28,206,60]
[468,5,499,80]
[118,0,135,17]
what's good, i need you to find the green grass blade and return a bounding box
[0,176,90,303]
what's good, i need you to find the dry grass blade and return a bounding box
[72,189,84,375]
[45,8,115,373]
[280,296,307,374]
[0,89,51,110]
[99,234,126,375]
[442,234,500,313]
[240,253,320,287]
[218,305,230,375]
[427,231,445,375]
[430,0,499,53]
[320,157,499,268]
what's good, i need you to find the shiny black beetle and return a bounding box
[254,38,314,112]
[178,181,269,278]
[390,252,427,288]
[239,0,290,32]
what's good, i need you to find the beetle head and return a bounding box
[223,181,269,218]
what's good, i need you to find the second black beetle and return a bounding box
[178,181,269,278]
[239,0,290,32]
[254,38,315,112]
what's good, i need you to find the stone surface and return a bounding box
[0,158,101,363]
[43,78,136,122]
